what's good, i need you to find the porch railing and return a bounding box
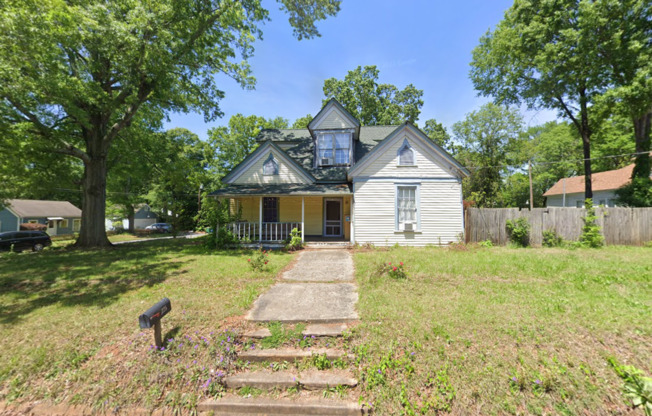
[228,222,301,242]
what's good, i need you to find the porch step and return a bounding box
[244,323,348,340]
[198,397,371,415]
[239,348,350,363]
[225,370,357,390]
[305,242,351,249]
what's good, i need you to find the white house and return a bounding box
[543,164,638,207]
[211,99,469,246]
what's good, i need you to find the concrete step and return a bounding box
[244,323,348,340]
[239,348,350,363]
[198,396,371,415]
[225,370,357,390]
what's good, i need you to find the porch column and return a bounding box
[301,196,305,243]
[259,196,263,243]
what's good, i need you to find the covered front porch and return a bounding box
[212,184,352,243]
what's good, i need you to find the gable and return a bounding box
[309,99,360,131]
[348,124,469,180]
[224,142,314,185]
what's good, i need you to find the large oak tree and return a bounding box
[0,0,340,247]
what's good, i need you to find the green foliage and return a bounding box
[608,357,652,415]
[291,114,313,129]
[505,217,530,247]
[478,240,494,248]
[452,103,523,207]
[247,249,269,272]
[378,261,407,279]
[285,228,303,251]
[542,229,564,248]
[579,199,605,248]
[615,178,652,207]
[422,119,454,153]
[260,322,305,349]
[322,65,423,125]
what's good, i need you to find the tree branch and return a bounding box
[555,95,581,130]
[53,143,91,164]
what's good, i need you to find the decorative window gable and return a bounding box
[397,139,415,166]
[263,153,279,176]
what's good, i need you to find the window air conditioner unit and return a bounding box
[403,222,414,232]
[321,158,333,166]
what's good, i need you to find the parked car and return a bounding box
[145,223,173,233]
[0,231,52,252]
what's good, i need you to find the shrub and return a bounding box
[285,228,303,251]
[542,229,563,247]
[505,217,530,247]
[378,261,408,279]
[248,249,269,271]
[579,199,604,248]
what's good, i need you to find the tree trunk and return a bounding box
[127,204,135,233]
[632,110,651,180]
[581,131,593,200]
[76,155,112,248]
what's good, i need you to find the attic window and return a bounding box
[317,132,351,166]
[398,139,415,166]
[263,154,278,175]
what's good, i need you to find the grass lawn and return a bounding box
[49,232,175,248]
[0,238,294,411]
[352,245,651,415]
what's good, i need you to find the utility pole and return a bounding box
[528,159,534,210]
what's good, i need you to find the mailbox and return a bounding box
[139,298,171,329]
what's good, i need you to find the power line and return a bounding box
[464,151,648,170]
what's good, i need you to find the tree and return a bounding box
[292,114,313,129]
[322,66,424,125]
[208,114,288,180]
[452,103,523,207]
[471,0,604,200]
[0,0,340,248]
[422,118,454,153]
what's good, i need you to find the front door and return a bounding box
[324,198,342,237]
[47,220,57,235]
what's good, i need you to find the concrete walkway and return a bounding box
[247,249,358,323]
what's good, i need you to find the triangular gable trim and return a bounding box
[348,123,470,179]
[308,98,360,130]
[222,141,315,184]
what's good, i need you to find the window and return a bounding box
[397,139,415,166]
[576,201,584,208]
[263,197,278,222]
[317,132,351,166]
[263,154,278,176]
[396,185,419,230]
[60,219,69,228]
[73,219,81,232]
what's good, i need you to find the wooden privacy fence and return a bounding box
[465,207,652,246]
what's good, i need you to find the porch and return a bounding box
[213,186,352,243]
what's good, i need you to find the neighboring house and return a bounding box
[211,99,469,246]
[123,204,158,230]
[543,163,641,207]
[0,199,82,236]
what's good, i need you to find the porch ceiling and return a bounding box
[210,183,352,197]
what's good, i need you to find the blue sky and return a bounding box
[164,0,558,139]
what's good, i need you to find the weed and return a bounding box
[478,239,493,248]
[311,353,332,370]
[506,217,530,247]
[608,357,652,414]
[248,249,269,271]
[579,199,605,248]
[237,386,262,397]
[542,229,563,247]
[285,228,303,251]
[260,322,304,349]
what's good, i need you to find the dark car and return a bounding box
[0,231,52,252]
[145,223,173,233]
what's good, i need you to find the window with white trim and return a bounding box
[263,154,278,175]
[397,139,415,166]
[396,185,419,230]
[73,219,81,232]
[317,132,351,166]
[60,219,69,228]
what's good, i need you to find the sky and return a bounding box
[163,0,559,140]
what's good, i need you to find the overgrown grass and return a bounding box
[0,238,293,411]
[352,245,652,415]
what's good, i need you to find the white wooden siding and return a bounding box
[233,149,308,185]
[546,190,618,208]
[353,180,463,246]
[353,131,456,179]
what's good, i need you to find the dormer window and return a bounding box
[317,132,351,166]
[263,154,278,175]
[398,139,415,166]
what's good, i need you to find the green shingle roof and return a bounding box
[211,183,352,196]
[256,126,400,182]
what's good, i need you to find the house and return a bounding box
[211,99,469,246]
[0,199,82,235]
[128,205,158,229]
[543,163,642,207]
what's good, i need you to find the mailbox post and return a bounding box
[139,298,171,348]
